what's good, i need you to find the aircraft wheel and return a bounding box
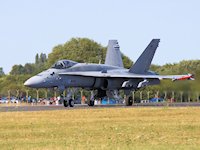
[88,100,94,106]
[63,99,69,107]
[125,96,133,106]
[69,99,74,107]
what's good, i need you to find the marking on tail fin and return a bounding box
[105,40,124,68]
[129,39,160,74]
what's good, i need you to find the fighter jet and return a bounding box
[24,39,194,107]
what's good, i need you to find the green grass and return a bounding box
[0,107,200,150]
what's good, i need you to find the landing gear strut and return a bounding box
[63,89,76,107]
[125,96,133,106]
[88,91,95,107]
[124,90,133,106]
[63,99,69,107]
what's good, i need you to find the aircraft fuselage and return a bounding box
[24,62,129,90]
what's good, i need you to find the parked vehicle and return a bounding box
[149,97,164,103]
[101,98,116,104]
[10,99,19,103]
[0,98,8,104]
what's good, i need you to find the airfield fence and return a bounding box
[0,89,200,105]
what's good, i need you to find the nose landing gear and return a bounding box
[87,91,95,107]
[63,89,76,107]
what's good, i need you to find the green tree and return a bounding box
[122,54,133,69]
[24,63,35,74]
[35,53,39,64]
[2,37,199,98]
[47,38,132,68]
[34,53,48,73]
[0,67,5,76]
[47,38,107,67]
[10,65,25,75]
[40,53,47,63]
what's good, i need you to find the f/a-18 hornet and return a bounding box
[24,39,194,107]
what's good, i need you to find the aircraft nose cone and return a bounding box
[24,76,44,88]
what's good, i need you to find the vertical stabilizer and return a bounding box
[105,40,124,68]
[129,39,160,74]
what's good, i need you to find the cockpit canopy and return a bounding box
[51,60,77,69]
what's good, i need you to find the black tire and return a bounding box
[69,99,74,107]
[125,96,133,106]
[63,99,68,107]
[88,100,94,106]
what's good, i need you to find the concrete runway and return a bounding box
[0,104,124,112]
[1,102,200,112]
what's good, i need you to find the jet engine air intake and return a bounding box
[93,78,115,90]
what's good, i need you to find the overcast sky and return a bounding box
[0,0,199,74]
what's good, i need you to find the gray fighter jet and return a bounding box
[24,39,194,107]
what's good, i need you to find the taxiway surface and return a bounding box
[1,103,200,112]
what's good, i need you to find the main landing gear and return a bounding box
[125,96,133,106]
[63,98,74,107]
[88,100,94,106]
[124,90,134,106]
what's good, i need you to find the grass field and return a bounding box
[0,107,200,150]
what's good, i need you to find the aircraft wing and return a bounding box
[59,71,194,81]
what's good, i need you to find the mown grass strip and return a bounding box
[0,107,200,150]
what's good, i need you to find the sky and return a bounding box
[0,0,200,74]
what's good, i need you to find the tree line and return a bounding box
[0,38,199,99]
